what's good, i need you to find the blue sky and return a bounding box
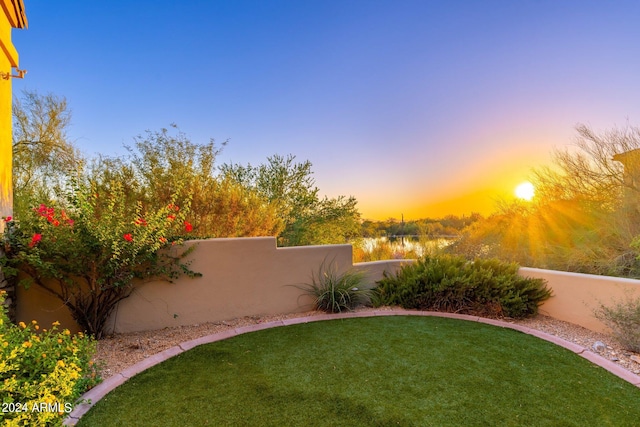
[12,0,640,219]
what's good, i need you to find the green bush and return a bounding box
[373,254,551,318]
[1,179,200,338]
[0,292,100,427]
[595,295,640,352]
[296,260,370,313]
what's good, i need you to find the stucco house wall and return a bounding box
[0,0,27,227]
[0,0,27,318]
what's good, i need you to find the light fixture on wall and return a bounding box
[0,68,27,80]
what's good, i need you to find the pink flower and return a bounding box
[184,221,193,232]
[29,233,42,248]
[36,204,55,219]
[3,216,11,222]
[123,233,133,242]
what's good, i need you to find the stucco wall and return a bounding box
[353,259,412,287]
[106,238,412,334]
[17,237,409,334]
[106,238,350,333]
[0,7,15,227]
[15,279,80,332]
[1,0,27,320]
[16,240,640,335]
[0,0,25,227]
[520,267,640,333]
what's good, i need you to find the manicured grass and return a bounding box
[78,316,640,426]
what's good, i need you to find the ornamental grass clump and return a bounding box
[297,260,370,313]
[374,254,551,318]
[1,179,200,338]
[0,292,99,427]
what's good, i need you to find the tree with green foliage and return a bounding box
[88,126,284,238]
[12,90,83,216]
[221,154,361,246]
[282,195,361,246]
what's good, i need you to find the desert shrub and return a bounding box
[595,295,640,352]
[221,154,361,246]
[296,260,370,313]
[373,254,551,318]
[0,292,99,427]
[1,180,200,338]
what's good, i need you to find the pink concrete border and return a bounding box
[63,310,640,426]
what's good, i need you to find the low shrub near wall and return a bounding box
[373,255,552,318]
[595,295,640,352]
[294,260,370,313]
[0,292,99,427]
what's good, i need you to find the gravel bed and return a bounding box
[94,307,640,379]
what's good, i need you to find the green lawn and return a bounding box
[78,316,640,426]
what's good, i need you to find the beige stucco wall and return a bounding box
[105,238,349,333]
[105,238,412,334]
[353,259,414,287]
[17,237,410,333]
[520,267,640,334]
[15,280,81,332]
[17,238,640,335]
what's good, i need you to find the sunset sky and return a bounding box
[12,1,640,220]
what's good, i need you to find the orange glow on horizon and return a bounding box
[358,170,542,221]
[348,139,553,221]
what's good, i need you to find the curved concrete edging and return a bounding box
[63,310,640,426]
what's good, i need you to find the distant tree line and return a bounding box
[359,214,482,239]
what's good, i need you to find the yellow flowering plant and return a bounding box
[0,292,99,427]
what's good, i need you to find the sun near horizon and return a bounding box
[515,182,535,201]
[358,181,539,221]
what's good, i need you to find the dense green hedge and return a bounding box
[373,255,552,318]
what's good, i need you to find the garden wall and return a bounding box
[16,239,640,335]
[519,267,640,334]
[16,237,410,334]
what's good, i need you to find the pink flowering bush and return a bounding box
[1,181,200,338]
